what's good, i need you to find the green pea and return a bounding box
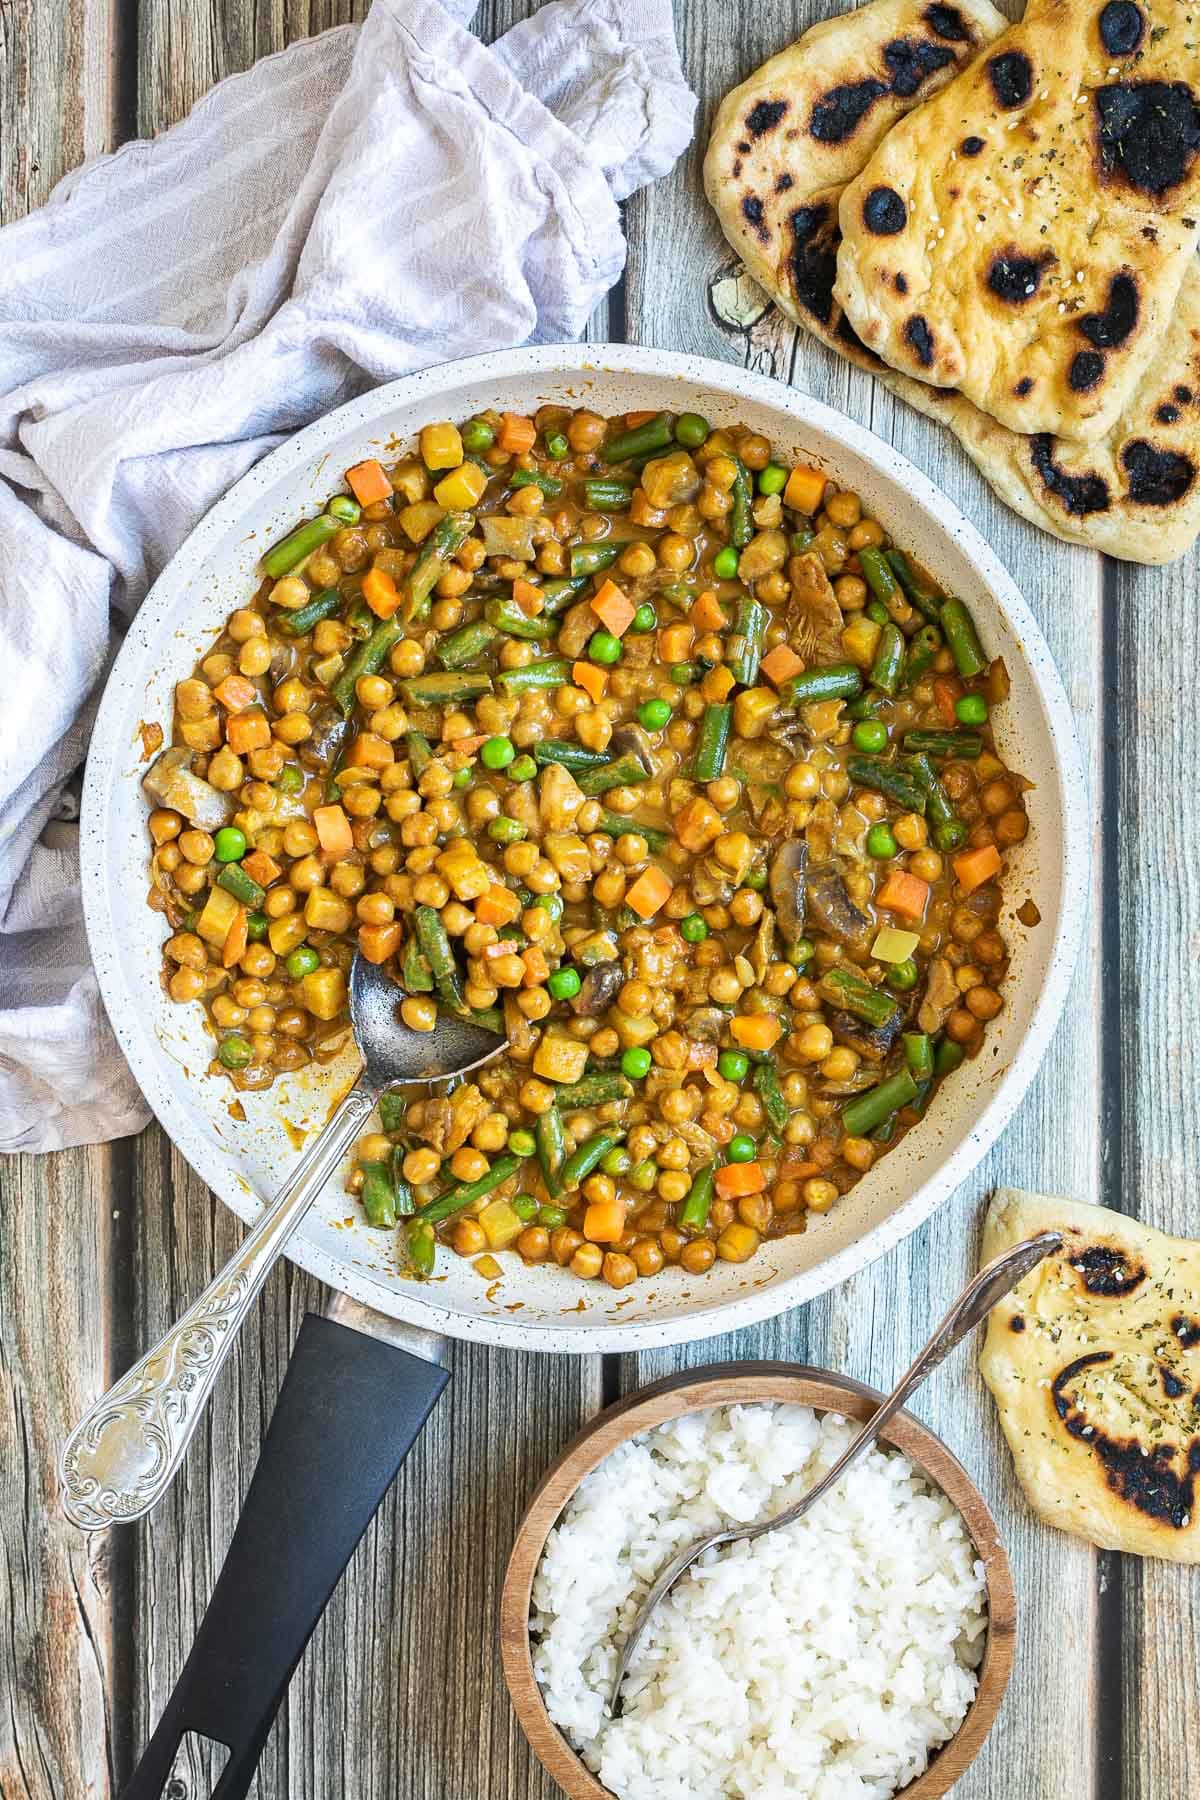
[621,1046,652,1079]
[286,945,320,980]
[213,826,247,863]
[508,754,538,781]
[788,936,814,968]
[743,865,767,890]
[955,693,989,725]
[461,417,495,453]
[757,463,788,496]
[680,913,709,943]
[588,628,622,666]
[533,893,564,921]
[933,819,968,853]
[246,911,269,942]
[276,764,304,794]
[631,603,657,633]
[727,1133,757,1163]
[544,431,570,460]
[538,1204,568,1228]
[671,661,699,685]
[488,816,527,844]
[452,766,473,789]
[712,545,740,580]
[638,698,672,731]
[888,957,920,991]
[629,1158,658,1192]
[717,1049,749,1082]
[865,599,890,625]
[600,1147,632,1177]
[327,494,361,524]
[508,1131,537,1159]
[512,1192,539,1220]
[790,528,815,552]
[866,823,899,859]
[674,411,710,448]
[547,967,582,1000]
[480,734,515,770]
[851,719,889,755]
[217,1034,253,1071]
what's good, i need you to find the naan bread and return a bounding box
[835,0,1200,444]
[981,1190,1200,1562]
[705,0,1200,563]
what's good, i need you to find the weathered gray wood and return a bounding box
[1112,552,1200,1800]
[623,6,1105,1798]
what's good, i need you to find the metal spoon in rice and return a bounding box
[607,1230,1062,1715]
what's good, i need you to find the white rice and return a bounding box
[531,1403,988,1800]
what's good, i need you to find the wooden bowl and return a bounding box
[501,1364,1016,1800]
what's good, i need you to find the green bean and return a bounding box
[728,595,767,688]
[869,623,904,697]
[540,575,590,614]
[379,1091,407,1134]
[536,1108,567,1197]
[552,1073,634,1109]
[903,729,983,759]
[414,905,465,1014]
[841,1071,919,1138]
[816,968,898,1028]
[597,811,669,853]
[216,863,265,909]
[331,618,404,714]
[729,458,754,549]
[753,1065,789,1141]
[603,412,674,462]
[576,754,652,796]
[481,597,557,642]
[405,511,473,622]
[436,619,502,668]
[400,933,435,992]
[903,1032,935,1079]
[677,1163,715,1233]
[884,550,943,624]
[906,751,967,851]
[390,1149,416,1218]
[780,664,863,707]
[346,599,374,639]
[398,670,493,707]
[569,543,619,579]
[415,1152,523,1225]
[934,1039,965,1077]
[496,659,571,694]
[559,1128,626,1192]
[510,467,563,497]
[461,1003,505,1035]
[360,1162,398,1229]
[845,693,887,722]
[858,546,901,611]
[405,730,435,777]
[404,1219,436,1276]
[846,756,927,813]
[262,514,340,580]
[901,625,941,690]
[693,704,733,782]
[939,598,987,678]
[533,740,612,772]
[280,587,341,635]
[583,479,635,512]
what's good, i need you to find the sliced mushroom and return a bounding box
[142,747,233,829]
[557,598,598,659]
[569,960,624,1016]
[807,865,873,947]
[918,956,959,1035]
[690,859,733,907]
[304,705,353,769]
[480,515,535,561]
[538,762,585,831]
[682,1004,729,1044]
[787,552,845,664]
[445,1083,490,1153]
[749,910,776,985]
[640,450,701,509]
[769,839,808,943]
[829,1009,905,1064]
[608,723,654,774]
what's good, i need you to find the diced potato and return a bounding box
[434,462,487,510]
[842,615,882,670]
[196,886,241,949]
[543,832,590,884]
[478,1198,523,1251]
[178,716,223,753]
[640,450,700,509]
[532,1034,590,1085]
[304,886,354,933]
[399,500,444,544]
[420,421,464,471]
[301,967,347,1021]
[732,687,779,741]
[872,927,921,964]
[268,914,308,956]
[436,843,493,902]
[737,529,788,583]
[473,1254,503,1279]
[390,459,430,504]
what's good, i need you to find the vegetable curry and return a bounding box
[144,400,1031,1289]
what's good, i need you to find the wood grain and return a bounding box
[501,1369,1016,1800]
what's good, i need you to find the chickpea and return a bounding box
[824,490,862,529]
[657,532,693,572]
[659,1137,690,1171]
[784,1113,817,1148]
[757,570,789,605]
[619,540,656,578]
[240,942,275,978]
[659,1087,700,1128]
[975,929,1007,966]
[401,996,438,1032]
[995,809,1028,847]
[946,1007,981,1045]
[908,849,943,883]
[833,574,868,611]
[570,1242,603,1280]
[784,761,821,801]
[842,1135,877,1173]
[820,1046,859,1083]
[452,1219,487,1257]
[403,1147,441,1185]
[169,967,207,1003]
[847,518,885,551]
[602,1252,638,1290]
[207,747,244,791]
[618,979,653,1018]
[631,1239,665,1278]
[173,862,208,896]
[657,1170,691,1204]
[238,636,273,677]
[520,1078,556,1115]
[389,638,426,678]
[276,1007,309,1037]
[472,1112,510,1153]
[981,778,1016,817]
[518,1226,551,1264]
[517,988,552,1021]
[567,409,606,453]
[708,967,742,1005]
[178,829,215,865]
[796,1023,834,1062]
[679,1238,716,1274]
[966,985,1003,1020]
[738,1194,771,1233]
[729,887,764,928]
[803,1178,840,1213]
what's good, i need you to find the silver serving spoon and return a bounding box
[60,953,506,1530]
[608,1228,1063,1714]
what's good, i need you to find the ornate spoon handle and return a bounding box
[60,1078,379,1530]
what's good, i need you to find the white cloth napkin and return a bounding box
[0,0,694,1153]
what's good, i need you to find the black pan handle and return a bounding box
[120,1311,449,1800]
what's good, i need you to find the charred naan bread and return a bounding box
[981,1190,1200,1562]
[835,0,1200,444]
[705,0,1200,562]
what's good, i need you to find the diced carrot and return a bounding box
[780,1159,820,1182]
[212,673,257,713]
[877,870,931,919]
[715,1162,767,1200]
[475,884,521,926]
[953,844,1003,894]
[572,660,608,703]
[701,665,736,703]
[221,905,249,970]
[583,1200,627,1243]
[497,412,537,454]
[625,866,674,918]
[589,578,636,637]
[675,796,722,852]
[241,849,281,888]
[346,730,395,770]
[760,643,806,687]
[624,409,659,428]
[344,458,392,508]
[513,577,543,616]
[313,804,354,859]
[445,733,489,754]
[783,464,827,515]
[730,1014,783,1051]
[690,589,727,633]
[933,676,962,726]
[225,709,271,754]
[521,945,550,987]
[658,621,694,662]
[362,565,401,619]
[358,921,403,964]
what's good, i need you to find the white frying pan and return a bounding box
[76,346,1087,1797]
